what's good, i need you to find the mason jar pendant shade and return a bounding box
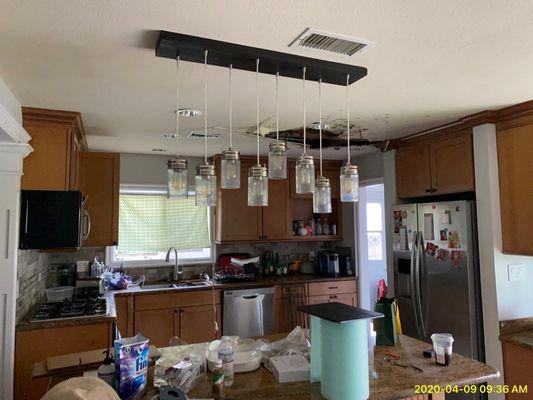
[268,142,287,179]
[248,58,269,206]
[248,165,268,206]
[296,154,315,193]
[195,163,216,206]
[167,158,188,198]
[221,148,240,189]
[340,164,359,202]
[314,176,332,213]
[340,73,359,202]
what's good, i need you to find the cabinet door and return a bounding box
[497,124,533,255]
[396,144,432,198]
[115,295,134,338]
[179,304,221,344]
[21,126,70,190]
[134,309,177,348]
[308,293,356,307]
[215,160,262,242]
[80,152,120,246]
[262,178,291,240]
[322,167,340,199]
[430,130,474,194]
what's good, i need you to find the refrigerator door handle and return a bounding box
[416,232,427,340]
[410,231,423,339]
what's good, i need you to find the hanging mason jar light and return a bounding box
[295,66,315,194]
[195,50,217,207]
[220,64,241,189]
[313,79,332,213]
[167,55,188,199]
[340,74,359,202]
[268,72,287,179]
[248,58,268,207]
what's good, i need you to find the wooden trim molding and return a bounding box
[0,104,31,144]
[21,107,88,151]
[389,99,533,150]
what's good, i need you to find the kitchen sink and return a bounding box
[141,280,212,290]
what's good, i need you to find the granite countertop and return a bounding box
[143,334,499,400]
[499,317,533,350]
[17,274,354,331]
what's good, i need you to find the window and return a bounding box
[106,191,212,267]
[366,202,383,261]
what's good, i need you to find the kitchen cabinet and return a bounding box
[79,152,120,247]
[307,280,358,308]
[134,308,177,348]
[132,290,222,347]
[497,122,533,255]
[115,295,134,337]
[396,129,475,198]
[216,156,342,243]
[501,342,533,400]
[21,107,87,191]
[15,322,111,400]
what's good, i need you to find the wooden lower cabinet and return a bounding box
[14,322,111,400]
[501,342,533,400]
[308,293,357,306]
[134,308,177,348]
[114,294,134,337]
[179,304,222,344]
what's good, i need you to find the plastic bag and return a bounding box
[153,337,207,393]
[258,326,311,369]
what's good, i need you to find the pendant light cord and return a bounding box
[319,78,323,176]
[176,55,180,157]
[256,58,260,166]
[302,66,307,154]
[204,50,208,164]
[346,74,350,165]
[276,72,279,144]
[229,64,233,148]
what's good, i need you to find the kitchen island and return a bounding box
[144,334,499,400]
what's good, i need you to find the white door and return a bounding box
[358,183,387,310]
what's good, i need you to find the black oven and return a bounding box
[19,190,89,249]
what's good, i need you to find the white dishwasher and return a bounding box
[223,287,275,337]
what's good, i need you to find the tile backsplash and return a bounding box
[16,250,50,322]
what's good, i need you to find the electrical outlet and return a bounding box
[508,264,525,282]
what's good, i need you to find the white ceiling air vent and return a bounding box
[187,127,225,140]
[289,28,374,56]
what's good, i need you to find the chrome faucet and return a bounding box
[165,247,183,281]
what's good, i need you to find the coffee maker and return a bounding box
[316,250,340,277]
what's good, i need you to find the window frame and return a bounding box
[105,186,214,268]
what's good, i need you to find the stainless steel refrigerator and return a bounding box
[392,200,484,362]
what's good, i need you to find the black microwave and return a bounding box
[19,190,89,249]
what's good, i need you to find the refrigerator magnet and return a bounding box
[450,250,464,267]
[425,242,438,256]
[448,231,460,248]
[440,229,448,241]
[424,213,435,240]
[436,248,448,262]
[439,210,452,225]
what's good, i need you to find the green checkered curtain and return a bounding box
[117,195,210,254]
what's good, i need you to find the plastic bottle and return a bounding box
[97,350,115,387]
[217,337,234,387]
[212,359,225,399]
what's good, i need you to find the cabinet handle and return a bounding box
[328,286,338,290]
[425,188,432,193]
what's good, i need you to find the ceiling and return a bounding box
[1,0,533,160]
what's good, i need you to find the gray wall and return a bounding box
[353,150,384,183]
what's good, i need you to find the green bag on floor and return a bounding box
[374,298,398,346]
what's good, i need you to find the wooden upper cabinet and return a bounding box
[430,130,475,194]
[215,158,262,242]
[262,178,291,240]
[21,107,87,190]
[396,144,432,198]
[322,166,341,199]
[396,129,475,198]
[79,152,120,247]
[497,123,533,255]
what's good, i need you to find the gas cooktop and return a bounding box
[30,296,108,322]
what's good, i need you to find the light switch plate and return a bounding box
[508,264,525,282]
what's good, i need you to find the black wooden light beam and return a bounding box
[156,31,367,86]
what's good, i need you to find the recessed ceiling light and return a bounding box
[175,108,202,117]
[152,148,167,152]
